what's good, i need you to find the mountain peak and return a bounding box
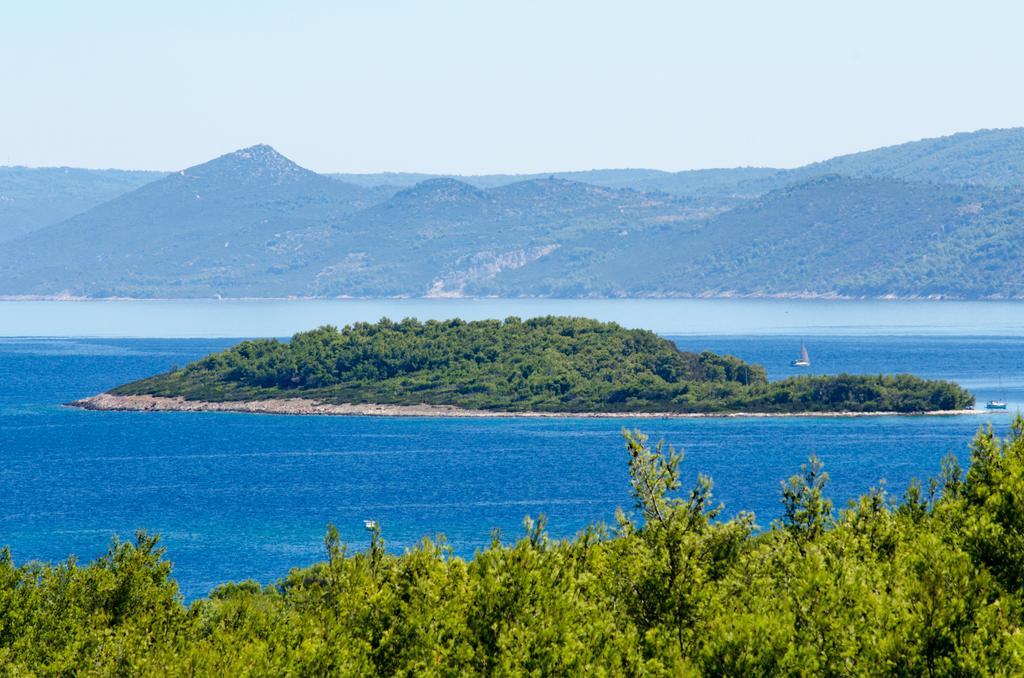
[491,176,643,207]
[178,144,315,185]
[228,144,284,160]
[415,177,483,191]
[392,177,490,204]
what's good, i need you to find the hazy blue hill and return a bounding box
[464,175,1019,298]
[0,166,163,242]
[558,175,1024,299]
[5,128,1019,246]
[331,128,1024,198]
[580,167,782,196]
[577,128,1024,193]
[0,146,391,297]
[490,176,670,210]
[294,178,505,297]
[799,127,1024,187]
[329,171,446,188]
[304,178,708,298]
[330,167,782,196]
[0,152,708,298]
[383,178,493,216]
[4,130,1024,300]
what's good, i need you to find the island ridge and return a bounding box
[72,316,975,416]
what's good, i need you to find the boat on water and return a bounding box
[791,340,811,368]
[986,377,1008,410]
[363,519,378,530]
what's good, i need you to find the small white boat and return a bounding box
[791,340,811,368]
[363,519,378,530]
[986,377,1008,410]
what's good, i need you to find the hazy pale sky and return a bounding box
[2,0,1022,173]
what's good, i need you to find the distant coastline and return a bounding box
[4,292,1024,302]
[68,393,983,419]
[8,292,1024,303]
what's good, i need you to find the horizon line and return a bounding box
[2,124,1020,176]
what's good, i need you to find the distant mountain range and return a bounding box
[1,128,1022,299]
[332,127,1024,195]
[0,167,162,242]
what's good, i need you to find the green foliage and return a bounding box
[7,423,1024,672]
[114,316,973,413]
[779,456,834,542]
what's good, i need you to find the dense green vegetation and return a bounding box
[6,423,1024,673]
[113,317,973,413]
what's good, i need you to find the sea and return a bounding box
[1,298,1023,600]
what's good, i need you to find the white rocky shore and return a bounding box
[68,393,984,419]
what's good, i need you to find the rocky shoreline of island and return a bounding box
[67,393,985,419]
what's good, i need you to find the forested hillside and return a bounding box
[0,146,397,297]
[332,127,1024,196]
[795,127,1024,187]
[4,424,1024,673]
[109,317,973,413]
[491,176,1024,298]
[0,166,161,242]
[0,156,713,298]
[2,128,1023,299]
[330,166,783,196]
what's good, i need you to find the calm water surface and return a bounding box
[1,300,1023,599]
[4,297,1024,337]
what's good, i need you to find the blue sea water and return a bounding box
[1,301,1023,600]
[5,297,1024,337]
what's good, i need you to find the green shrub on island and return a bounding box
[5,423,1024,673]
[112,316,973,413]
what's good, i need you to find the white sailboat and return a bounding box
[791,340,811,368]
[987,377,1008,410]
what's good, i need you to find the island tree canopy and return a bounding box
[112,316,973,413]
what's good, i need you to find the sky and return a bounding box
[2,0,1023,174]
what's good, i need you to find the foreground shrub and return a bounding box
[4,422,1024,674]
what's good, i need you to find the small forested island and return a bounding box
[77,317,974,415]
